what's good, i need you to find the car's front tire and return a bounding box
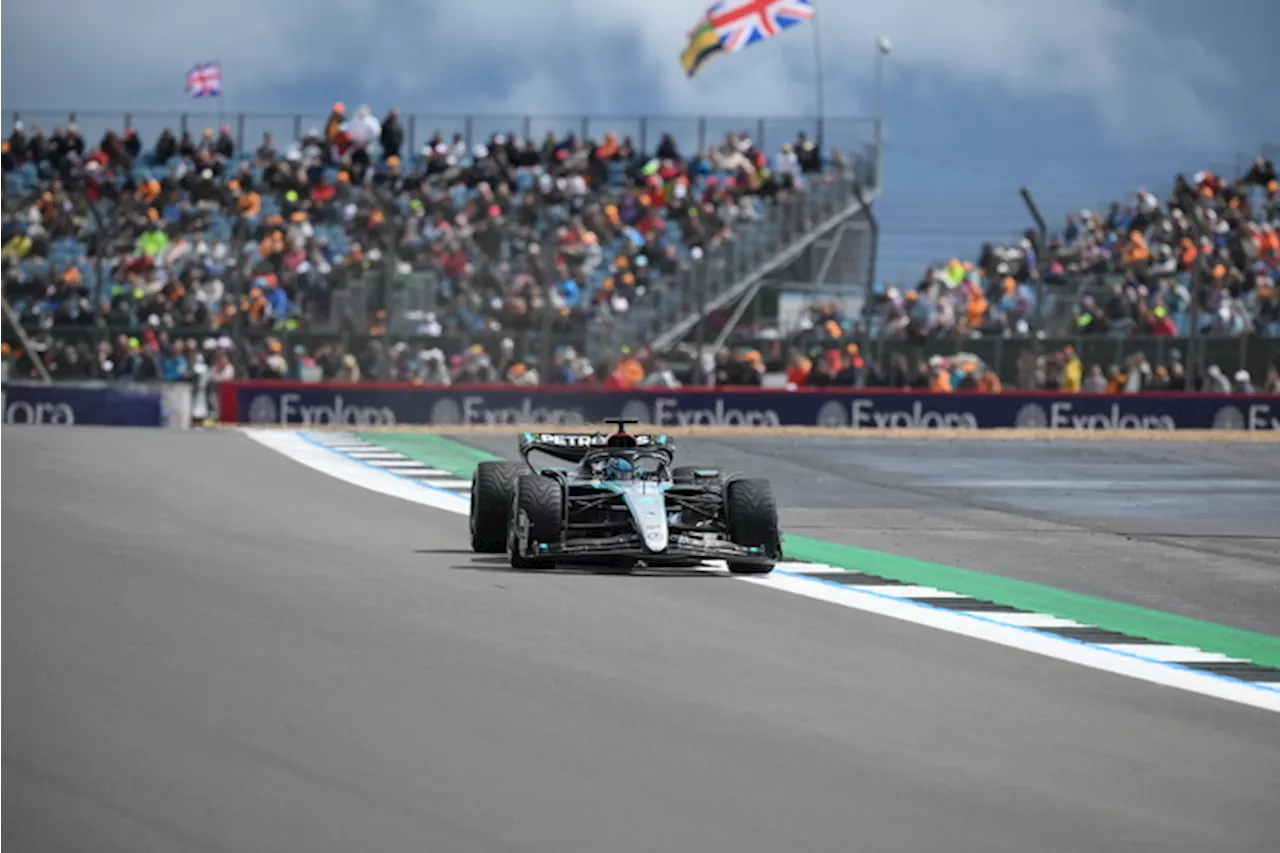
[723,478,781,574]
[509,474,564,569]
[470,461,526,552]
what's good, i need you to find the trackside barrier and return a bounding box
[217,382,1280,432]
[2,381,192,428]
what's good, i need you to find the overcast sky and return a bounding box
[5,0,1278,281]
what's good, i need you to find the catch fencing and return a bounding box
[2,109,879,179]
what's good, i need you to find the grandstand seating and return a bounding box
[854,157,1279,344]
[3,114,1275,391]
[3,114,860,383]
[701,154,1278,392]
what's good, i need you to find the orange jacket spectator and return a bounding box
[1123,231,1150,265]
[1257,225,1279,262]
[604,357,645,388]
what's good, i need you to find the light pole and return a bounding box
[874,36,891,190]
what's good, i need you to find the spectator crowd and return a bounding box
[701,340,1280,394]
[2,104,1275,393]
[2,105,834,387]
[742,151,1278,394]
[857,155,1279,345]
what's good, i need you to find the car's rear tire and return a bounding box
[509,474,563,569]
[723,478,780,574]
[470,461,525,552]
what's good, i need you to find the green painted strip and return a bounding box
[360,433,498,475]
[781,534,1280,668]
[358,432,1280,668]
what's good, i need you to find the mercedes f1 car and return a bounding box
[468,419,781,572]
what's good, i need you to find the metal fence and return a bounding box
[9,322,574,368]
[2,108,880,171]
[8,324,1275,388]
[765,334,1278,387]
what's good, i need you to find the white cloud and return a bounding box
[2,0,1239,149]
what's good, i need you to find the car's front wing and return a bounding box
[520,531,775,565]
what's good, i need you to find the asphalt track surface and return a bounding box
[5,428,1279,852]
[457,434,1280,635]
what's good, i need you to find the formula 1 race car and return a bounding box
[468,419,781,572]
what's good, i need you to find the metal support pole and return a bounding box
[812,223,846,289]
[693,264,709,385]
[1176,183,1211,370]
[849,181,879,294]
[1019,187,1049,325]
[812,6,825,150]
[710,279,767,354]
[2,298,53,383]
[76,170,118,363]
[1019,187,1048,249]
[873,37,891,190]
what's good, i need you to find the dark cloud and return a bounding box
[1,0,1263,149]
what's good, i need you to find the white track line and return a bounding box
[243,429,470,512]
[857,586,967,599]
[366,461,440,468]
[973,613,1087,629]
[402,478,472,489]
[754,571,1280,713]
[385,469,460,479]
[242,429,1280,714]
[1099,645,1246,663]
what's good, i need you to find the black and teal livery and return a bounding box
[469,419,781,573]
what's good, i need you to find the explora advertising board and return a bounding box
[219,382,1280,431]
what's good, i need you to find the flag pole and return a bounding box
[216,61,225,132]
[811,2,825,151]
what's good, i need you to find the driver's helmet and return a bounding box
[603,456,635,480]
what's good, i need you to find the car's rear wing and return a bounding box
[518,431,675,464]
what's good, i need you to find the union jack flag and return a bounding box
[707,0,814,54]
[186,62,222,99]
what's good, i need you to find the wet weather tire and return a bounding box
[509,475,563,569]
[470,461,525,552]
[724,478,780,574]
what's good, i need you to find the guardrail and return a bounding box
[217,382,1280,432]
[2,109,879,177]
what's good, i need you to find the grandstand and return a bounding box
[705,153,1279,393]
[2,108,1276,395]
[2,108,877,386]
